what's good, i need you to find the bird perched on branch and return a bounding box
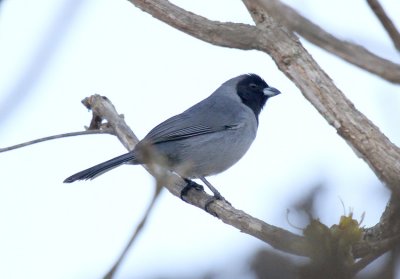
[64,74,280,203]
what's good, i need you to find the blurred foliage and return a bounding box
[300,213,363,279]
[247,183,397,279]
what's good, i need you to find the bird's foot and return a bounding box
[204,193,231,217]
[180,179,204,201]
[180,178,230,217]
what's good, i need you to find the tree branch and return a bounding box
[0,129,113,153]
[255,0,400,84]
[128,0,400,84]
[128,0,261,50]
[81,94,311,258]
[367,0,400,52]
[81,95,139,151]
[245,0,400,196]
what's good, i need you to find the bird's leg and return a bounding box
[199,177,231,214]
[180,177,230,215]
[199,177,223,199]
[180,178,204,201]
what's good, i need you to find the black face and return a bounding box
[236,74,270,123]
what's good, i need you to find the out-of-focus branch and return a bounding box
[254,0,400,84]
[351,235,400,276]
[103,184,163,279]
[367,0,400,52]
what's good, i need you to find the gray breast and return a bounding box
[157,110,257,178]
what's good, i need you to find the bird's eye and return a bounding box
[249,83,258,89]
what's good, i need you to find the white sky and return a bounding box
[0,0,399,278]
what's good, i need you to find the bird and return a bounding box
[64,74,281,202]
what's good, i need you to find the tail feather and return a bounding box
[63,152,136,183]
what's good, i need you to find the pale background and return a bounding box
[0,0,399,278]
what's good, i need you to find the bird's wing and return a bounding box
[144,113,241,144]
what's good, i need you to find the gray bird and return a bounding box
[64,74,280,200]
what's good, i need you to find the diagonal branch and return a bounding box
[82,94,311,258]
[367,0,400,52]
[129,0,261,50]
[128,0,400,84]
[243,0,400,195]
[255,0,400,84]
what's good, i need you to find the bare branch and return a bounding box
[82,94,311,257]
[128,0,261,50]
[242,0,400,196]
[81,95,139,151]
[127,0,400,84]
[367,0,400,52]
[0,129,113,153]
[255,0,400,84]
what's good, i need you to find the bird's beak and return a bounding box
[263,86,281,97]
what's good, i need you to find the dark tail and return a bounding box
[64,152,137,183]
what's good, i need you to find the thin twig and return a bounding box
[0,129,113,153]
[103,184,163,279]
[367,0,400,52]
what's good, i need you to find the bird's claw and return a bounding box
[180,179,204,201]
[180,179,230,217]
[204,194,231,217]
